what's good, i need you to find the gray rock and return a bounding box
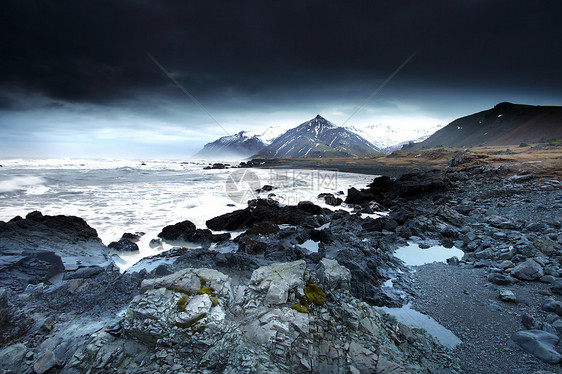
[511,259,544,281]
[315,258,351,293]
[499,289,517,303]
[34,350,58,374]
[511,330,560,364]
[0,343,28,372]
[550,279,562,295]
[542,299,562,315]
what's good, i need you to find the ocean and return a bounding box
[0,158,376,269]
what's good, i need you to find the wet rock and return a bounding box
[237,236,267,255]
[511,259,544,281]
[550,279,562,295]
[256,184,274,193]
[0,287,9,328]
[0,211,111,274]
[318,193,343,206]
[158,220,231,244]
[149,238,163,248]
[108,238,139,252]
[511,330,560,364]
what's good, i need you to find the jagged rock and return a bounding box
[318,193,343,206]
[206,199,327,231]
[0,211,110,275]
[108,238,139,252]
[511,330,560,364]
[486,215,519,230]
[0,287,9,328]
[499,289,517,302]
[315,258,351,294]
[34,350,58,374]
[158,220,230,244]
[511,259,544,281]
[237,236,267,254]
[0,343,28,372]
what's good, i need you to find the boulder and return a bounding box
[158,220,230,244]
[511,330,560,364]
[315,258,351,294]
[108,238,139,252]
[0,343,28,372]
[511,259,544,281]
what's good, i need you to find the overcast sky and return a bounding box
[1,0,561,159]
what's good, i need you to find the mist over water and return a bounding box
[0,159,375,269]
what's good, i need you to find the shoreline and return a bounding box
[0,150,561,373]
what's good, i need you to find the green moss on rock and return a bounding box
[292,281,326,313]
[172,313,207,329]
[176,295,189,311]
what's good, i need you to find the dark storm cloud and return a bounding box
[1,0,560,108]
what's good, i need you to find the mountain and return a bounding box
[345,123,444,150]
[252,115,381,158]
[194,131,266,159]
[405,102,562,151]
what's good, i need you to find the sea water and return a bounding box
[0,158,376,269]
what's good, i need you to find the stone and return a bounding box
[348,342,378,373]
[542,299,562,315]
[315,258,351,293]
[108,238,139,252]
[33,350,58,374]
[499,289,516,303]
[511,330,560,364]
[511,259,544,281]
[550,279,562,295]
[0,343,28,372]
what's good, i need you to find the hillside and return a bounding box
[405,102,562,150]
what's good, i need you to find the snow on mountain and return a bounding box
[345,122,445,150]
[253,115,381,158]
[193,131,266,159]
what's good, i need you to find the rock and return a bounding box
[256,185,275,193]
[542,299,562,315]
[447,256,460,266]
[488,273,516,285]
[0,211,110,273]
[0,343,28,372]
[348,342,378,373]
[522,314,542,330]
[318,193,343,206]
[511,330,560,364]
[63,266,104,280]
[0,287,9,328]
[499,289,517,302]
[509,173,536,183]
[149,238,163,248]
[448,151,468,167]
[237,236,267,255]
[345,187,374,205]
[206,199,326,231]
[550,279,562,295]
[250,260,306,301]
[108,238,139,252]
[33,350,58,374]
[511,259,544,281]
[486,215,519,230]
[158,220,231,244]
[120,232,143,242]
[315,258,351,294]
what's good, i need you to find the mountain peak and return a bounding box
[315,114,324,120]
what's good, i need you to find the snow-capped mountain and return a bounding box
[345,123,444,150]
[252,115,381,158]
[193,131,266,159]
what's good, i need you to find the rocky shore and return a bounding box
[0,160,561,373]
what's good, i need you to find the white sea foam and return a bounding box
[0,176,47,193]
[0,159,380,270]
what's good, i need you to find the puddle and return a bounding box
[376,303,462,349]
[395,242,464,266]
